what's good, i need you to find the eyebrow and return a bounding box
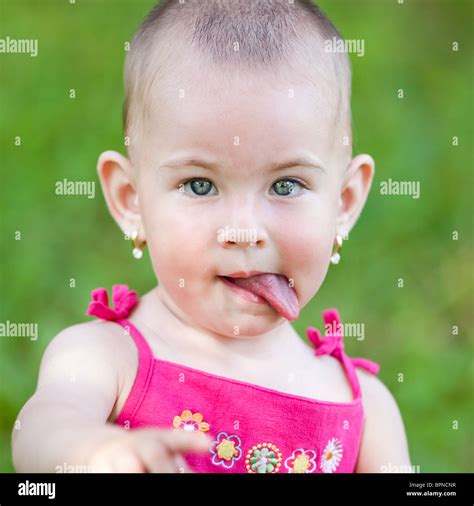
[158,156,326,174]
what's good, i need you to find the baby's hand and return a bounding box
[87,427,212,473]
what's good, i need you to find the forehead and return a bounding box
[142,65,341,173]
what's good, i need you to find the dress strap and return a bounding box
[306,308,380,399]
[87,285,155,425]
[86,284,154,365]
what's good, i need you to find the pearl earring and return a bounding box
[330,235,343,264]
[131,230,147,259]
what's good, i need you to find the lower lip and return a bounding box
[218,276,267,305]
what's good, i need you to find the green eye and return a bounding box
[182,179,216,196]
[272,179,303,196]
[180,178,305,197]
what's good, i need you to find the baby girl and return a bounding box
[12,0,411,473]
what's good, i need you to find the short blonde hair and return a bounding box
[124,0,352,158]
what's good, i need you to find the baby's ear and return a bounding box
[336,154,375,235]
[96,150,144,239]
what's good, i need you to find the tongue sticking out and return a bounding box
[227,273,299,321]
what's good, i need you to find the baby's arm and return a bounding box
[355,369,412,473]
[12,323,210,472]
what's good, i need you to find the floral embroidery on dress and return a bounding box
[284,449,317,473]
[245,443,282,474]
[210,432,242,469]
[320,438,343,473]
[172,410,210,433]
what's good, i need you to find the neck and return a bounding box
[138,285,302,365]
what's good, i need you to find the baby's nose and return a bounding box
[217,226,267,249]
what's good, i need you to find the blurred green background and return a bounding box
[0,0,472,473]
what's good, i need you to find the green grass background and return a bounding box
[0,0,472,473]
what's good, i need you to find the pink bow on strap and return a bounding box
[306,308,344,357]
[86,285,138,321]
[306,308,381,375]
[351,357,380,375]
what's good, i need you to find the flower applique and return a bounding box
[210,432,242,469]
[320,438,343,473]
[284,449,317,474]
[245,443,282,474]
[172,410,210,433]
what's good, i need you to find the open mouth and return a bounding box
[217,273,299,321]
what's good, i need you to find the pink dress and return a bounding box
[87,285,380,474]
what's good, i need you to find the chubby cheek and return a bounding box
[141,199,214,302]
[271,200,336,307]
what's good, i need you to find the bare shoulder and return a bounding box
[40,320,132,381]
[356,368,397,406]
[354,368,412,473]
[35,320,137,422]
[356,368,406,426]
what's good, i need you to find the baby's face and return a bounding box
[130,69,353,338]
